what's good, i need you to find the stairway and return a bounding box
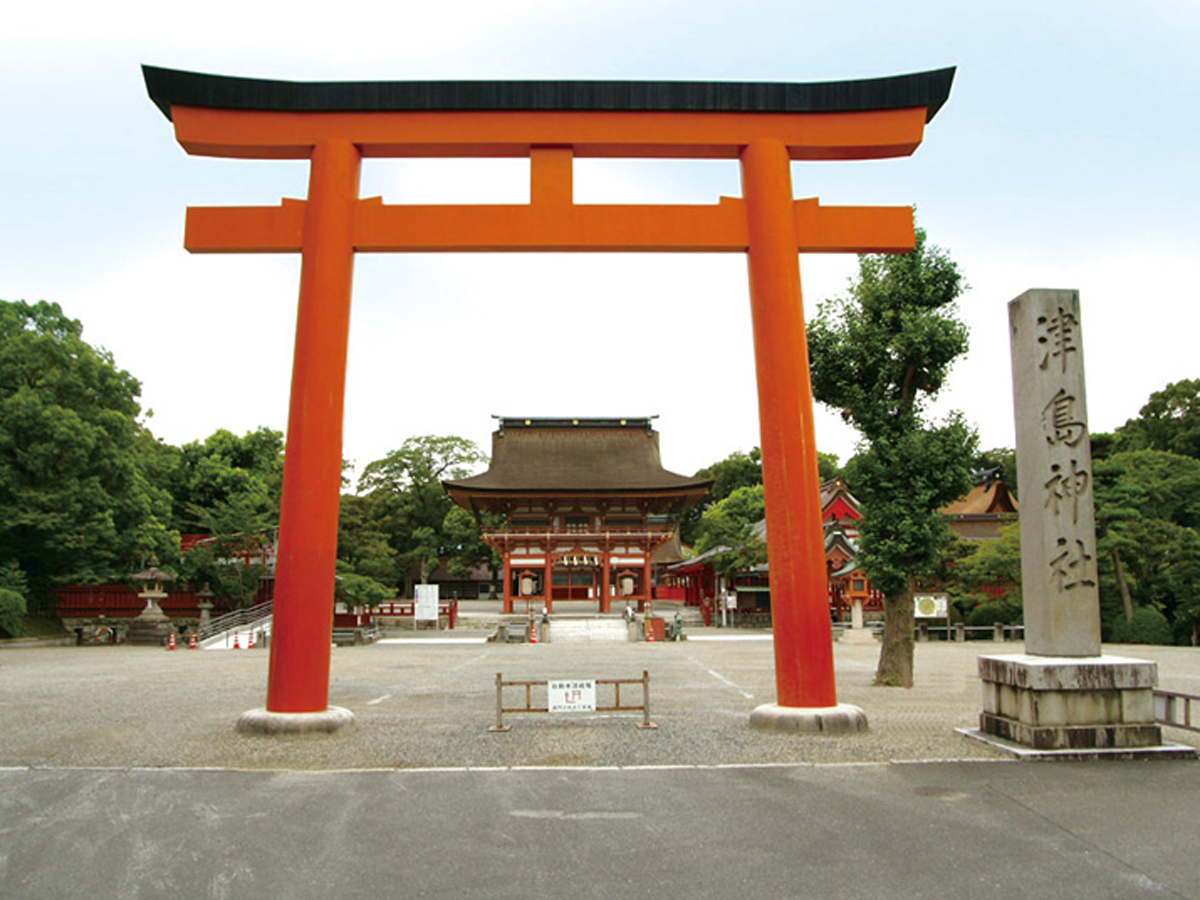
[546,617,631,643]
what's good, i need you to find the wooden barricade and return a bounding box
[489,671,656,732]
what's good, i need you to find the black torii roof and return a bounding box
[142,65,955,123]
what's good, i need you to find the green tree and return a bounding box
[1092,458,1144,623]
[165,427,284,534]
[1090,431,1119,462]
[0,300,175,601]
[179,536,268,610]
[945,522,1023,619]
[355,436,487,592]
[694,484,767,580]
[1115,378,1200,459]
[1107,449,1200,529]
[808,228,976,686]
[816,452,842,482]
[333,562,394,608]
[337,493,400,586]
[442,505,502,594]
[679,448,762,545]
[0,561,28,637]
[177,491,278,608]
[1108,518,1200,644]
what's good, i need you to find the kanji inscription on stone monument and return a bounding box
[1009,289,1101,657]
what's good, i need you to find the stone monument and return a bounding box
[971,289,1190,756]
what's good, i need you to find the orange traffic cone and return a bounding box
[167,631,176,650]
[188,632,197,650]
[528,620,537,644]
[248,630,256,650]
[233,631,240,650]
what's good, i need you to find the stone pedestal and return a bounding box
[977,654,1161,750]
[749,703,868,734]
[840,627,877,645]
[236,706,356,735]
[127,592,174,646]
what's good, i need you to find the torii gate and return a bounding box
[144,66,954,734]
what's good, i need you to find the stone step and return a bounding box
[547,617,631,643]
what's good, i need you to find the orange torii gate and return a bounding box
[144,66,954,734]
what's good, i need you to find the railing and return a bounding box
[332,623,382,646]
[198,600,273,641]
[488,671,656,732]
[914,623,1024,642]
[1154,689,1200,733]
[483,526,671,540]
[374,601,458,629]
[50,584,233,619]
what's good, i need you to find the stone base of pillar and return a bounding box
[975,654,1170,751]
[236,706,356,735]
[749,702,868,734]
[840,627,878,646]
[127,600,174,646]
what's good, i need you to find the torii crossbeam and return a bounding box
[144,65,954,734]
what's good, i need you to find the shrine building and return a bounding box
[663,477,882,623]
[443,418,711,613]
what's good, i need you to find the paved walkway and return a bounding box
[2,635,1198,898]
[2,632,1198,769]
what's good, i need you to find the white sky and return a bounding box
[3,1,1198,482]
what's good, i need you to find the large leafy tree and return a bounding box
[442,505,503,594]
[0,561,28,637]
[693,483,768,580]
[1092,458,1144,623]
[0,300,175,602]
[678,448,762,545]
[808,228,977,686]
[354,436,487,592]
[1106,449,1200,530]
[680,448,838,545]
[337,493,401,586]
[1091,447,1200,642]
[1113,518,1200,643]
[1115,378,1200,459]
[945,523,1023,624]
[164,427,284,534]
[177,489,279,608]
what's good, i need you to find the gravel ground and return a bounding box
[2,633,1197,770]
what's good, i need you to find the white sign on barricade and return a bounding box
[548,680,597,713]
[415,584,439,622]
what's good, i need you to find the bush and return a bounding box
[966,600,1023,627]
[1108,607,1174,645]
[0,588,27,638]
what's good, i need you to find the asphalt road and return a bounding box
[3,760,1198,899]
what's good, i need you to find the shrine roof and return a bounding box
[942,477,1019,517]
[820,477,861,516]
[143,66,955,123]
[443,419,711,496]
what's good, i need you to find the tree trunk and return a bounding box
[1110,546,1134,623]
[874,579,915,687]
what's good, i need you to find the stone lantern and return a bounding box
[195,584,215,631]
[127,555,177,645]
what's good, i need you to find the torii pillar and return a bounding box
[144,66,955,734]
